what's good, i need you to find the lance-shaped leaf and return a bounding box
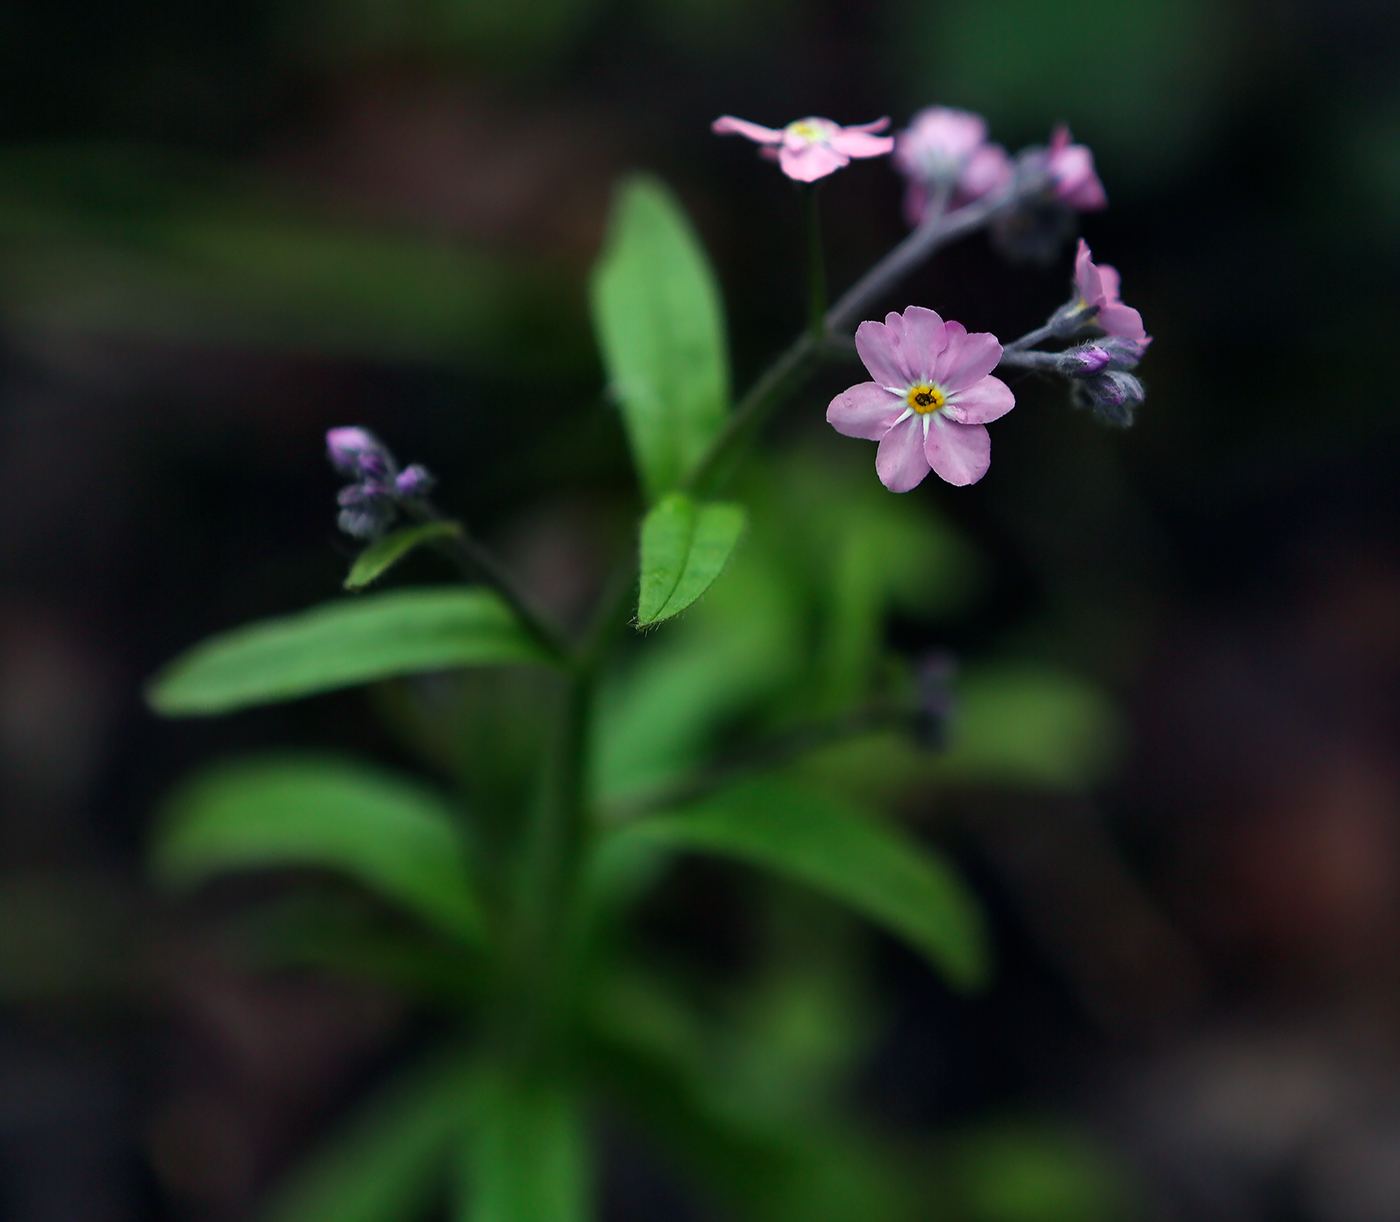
[345,521,463,590]
[459,1071,591,1222]
[590,175,729,500]
[636,493,746,626]
[153,755,484,944]
[147,587,551,717]
[261,1045,476,1222]
[592,779,988,990]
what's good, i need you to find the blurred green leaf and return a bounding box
[943,1120,1134,1222]
[345,522,463,591]
[261,1045,475,1222]
[593,558,803,806]
[238,889,483,1005]
[0,146,588,368]
[147,587,551,717]
[592,778,988,990]
[590,174,730,500]
[637,493,746,625]
[461,1071,591,1222]
[153,754,483,944]
[935,663,1124,790]
[584,978,915,1222]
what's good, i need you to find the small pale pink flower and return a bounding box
[1073,239,1147,340]
[894,107,1012,223]
[1046,125,1107,210]
[826,306,1015,491]
[712,114,893,182]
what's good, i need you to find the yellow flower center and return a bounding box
[787,120,823,143]
[907,385,945,414]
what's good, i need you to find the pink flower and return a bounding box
[1073,239,1147,340]
[826,306,1015,490]
[1046,125,1106,210]
[894,107,1012,223]
[712,114,894,183]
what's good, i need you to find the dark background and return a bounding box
[3,0,1400,1219]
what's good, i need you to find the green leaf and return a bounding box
[345,522,463,590]
[153,755,483,944]
[461,1072,591,1222]
[261,1045,475,1222]
[592,779,988,990]
[590,175,729,500]
[636,493,746,626]
[147,587,551,717]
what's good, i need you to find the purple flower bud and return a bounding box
[326,426,396,480]
[335,480,397,539]
[1073,370,1145,428]
[394,464,436,499]
[1062,336,1150,376]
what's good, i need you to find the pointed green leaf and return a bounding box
[590,175,729,500]
[345,521,463,590]
[592,779,988,990]
[153,755,483,944]
[636,493,746,626]
[261,1045,475,1222]
[147,587,551,717]
[461,1072,591,1222]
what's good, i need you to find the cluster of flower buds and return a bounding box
[714,104,1151,488]
[326,427,435,539]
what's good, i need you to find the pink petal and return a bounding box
[827,130,895,158]
[1095,262,1122,302]
[779,142,848,182]
[1074,239,1102,304]
[958,143,1012,200]
[898,306,950,382]
[855,316,915,388]
[875,416,932,492]
[1064,173,1108,211]
[943,374,1015,424]
[925,416,991,486]
[1095,302,1146,340]
[932,326,1002,391]
[827,382,908,440]
[712,115,784,144]
[844,117,892,134]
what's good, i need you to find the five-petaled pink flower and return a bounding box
[712,114,894,182]
[827,306,1015,491]
[1073,239,1147,341]
[894,107,1012,223]
[1046,125,1107,210]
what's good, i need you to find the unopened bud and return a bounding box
[326,427,395,480]
[1073,370,1145,428]
[395,464,436,499]
[1062,336,1150,375]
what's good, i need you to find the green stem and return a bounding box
[804,184,826,339]
[403,500,572,663]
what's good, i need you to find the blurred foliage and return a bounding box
[0,145,589,369]
[891,0,1240,182]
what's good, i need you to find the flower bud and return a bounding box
[1061,336,1150,375]
[1072,370,1145,428]
[394,464,436,499]
[326,427,395,480]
